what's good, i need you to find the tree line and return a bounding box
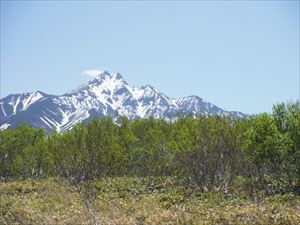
[0,101,299,195]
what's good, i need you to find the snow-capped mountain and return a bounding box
[0,71,247,132]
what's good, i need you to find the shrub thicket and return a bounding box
[1,101,299,195]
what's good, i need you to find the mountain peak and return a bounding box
[116,73,123,80]
[92,70,112,80]
[0,70,247,132]
[183,95,203,101]
[91,71,125,83]
[141,84,157,91]
[69,71,127,95]
[34,90,46,96]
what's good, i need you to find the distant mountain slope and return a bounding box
[0,71,247,132]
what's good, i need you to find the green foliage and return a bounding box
[0,101,299,195]
[0,124,50,179]
[244,113,289,166]
[272,101,300,188]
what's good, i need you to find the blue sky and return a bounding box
[1,1,299,114]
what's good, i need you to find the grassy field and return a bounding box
[1,177,300,225]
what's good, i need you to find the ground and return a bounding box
[1,177,300,225]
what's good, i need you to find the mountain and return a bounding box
[0,71,247,132]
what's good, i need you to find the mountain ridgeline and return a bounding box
[0,71,246,132]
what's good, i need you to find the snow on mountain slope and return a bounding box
[0,91,45,118]
[176,96,225,116]
[0,71,247,132]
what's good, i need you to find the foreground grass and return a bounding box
[1,177,300,225]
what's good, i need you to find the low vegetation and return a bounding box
[0,101,299,224]
[1,177,300,225]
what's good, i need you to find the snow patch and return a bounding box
[0,103,7,117]
[0,123,10,130]
[22,91,43,110]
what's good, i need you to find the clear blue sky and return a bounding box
[1,1,299,114]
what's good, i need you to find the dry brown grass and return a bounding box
[1,177,299,225]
